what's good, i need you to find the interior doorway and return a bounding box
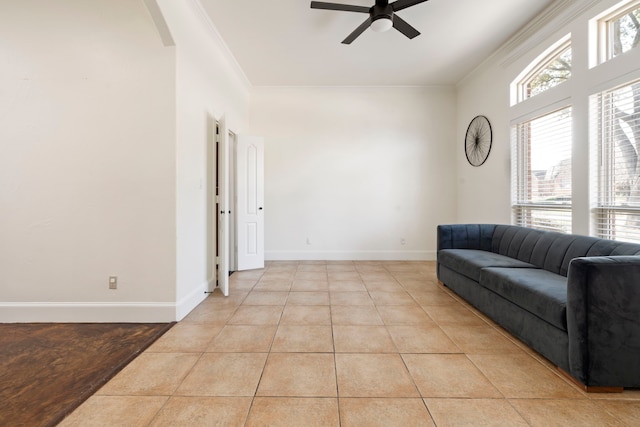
[206,117,233,295]
[207,119,264,296]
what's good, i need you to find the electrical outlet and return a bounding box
[109,276,118,290]
[400,238,406,245]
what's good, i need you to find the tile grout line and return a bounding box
[329,261,343,426]
[384,265,435,419]
[63,261,640,425]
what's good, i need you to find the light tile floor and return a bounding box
[61,261,640,426]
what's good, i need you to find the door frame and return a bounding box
[206,115,237,295]
[216,116,230,296]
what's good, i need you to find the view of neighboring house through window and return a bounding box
[513,107,573,232]
[592,78,640,242]
[510,0,639,238]
[511,35,573,232]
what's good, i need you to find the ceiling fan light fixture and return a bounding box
[371,17,393,32]
[310,0,428,43]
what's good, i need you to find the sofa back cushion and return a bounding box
[437,224,496,252]
[492,225,640,276]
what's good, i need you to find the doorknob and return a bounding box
[259,207,263,210]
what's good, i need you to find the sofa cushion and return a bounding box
[437,224,496,251]
[479,267,567,331]
[438,249,537,282]
[491,225,640,276]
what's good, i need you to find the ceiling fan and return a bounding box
[310,0,430,44]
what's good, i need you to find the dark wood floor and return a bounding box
[0,322,173,427]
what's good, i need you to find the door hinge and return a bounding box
[216,256,220,265]
[216,195,220,204]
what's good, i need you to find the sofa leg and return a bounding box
[557,368,623,393]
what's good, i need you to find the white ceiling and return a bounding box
[198,0,558,86]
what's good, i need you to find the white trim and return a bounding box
[0,302,176,323]
[511,34,572,105]
[509,95,572,125]
[265,250,436,262]
[459,0,597,87]
[500,0,601,67]
[176,281,208,321]
[189,0,252,89]
[0,280,210,323]
[590,0,640,67]
[587,41,640,94]
[144,0,175,47]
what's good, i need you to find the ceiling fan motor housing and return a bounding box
[371,4,394,21]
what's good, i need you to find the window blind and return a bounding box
[592,78,640,243]
[512,107,573,232]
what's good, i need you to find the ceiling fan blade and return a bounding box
[392,14,420,39]
[342,17,372,44]
[390,0,429,12]
[310,1,370,13]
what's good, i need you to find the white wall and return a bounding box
[456,0,640,230]
[0,0,177,321]
[10,0,637,322]
[157,0,251,318]
[250,86,457,261]
[456,61,513,225]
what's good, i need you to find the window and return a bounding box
[510,0,640,239]
[605,1,640,60]
[525,44,572,99]
[595,0,640,64]
[514,38,572,103]
[513,107,573,232]
[592,78,640,243]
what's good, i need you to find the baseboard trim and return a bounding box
[175,282,209,321]
[1,281,212,323]
[0,302,177,323]
[265,250,436,261]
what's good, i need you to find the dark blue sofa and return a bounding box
[437,224,640,392]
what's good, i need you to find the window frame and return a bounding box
[513,37,572,104]
[512,106,573,233]
[590,77,640,243]
[594,0,640,65]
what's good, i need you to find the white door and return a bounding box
[236,135,264,271]
[227,131,237,273]
[206,117,217,293]
[217,117,230,295]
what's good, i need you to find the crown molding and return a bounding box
[499,0,602,67]
[188,0,253,90]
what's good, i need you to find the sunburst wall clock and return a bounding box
[464,115,492,167]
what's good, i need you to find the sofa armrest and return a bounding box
[566,256,640,387]
[437,224,497,252]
